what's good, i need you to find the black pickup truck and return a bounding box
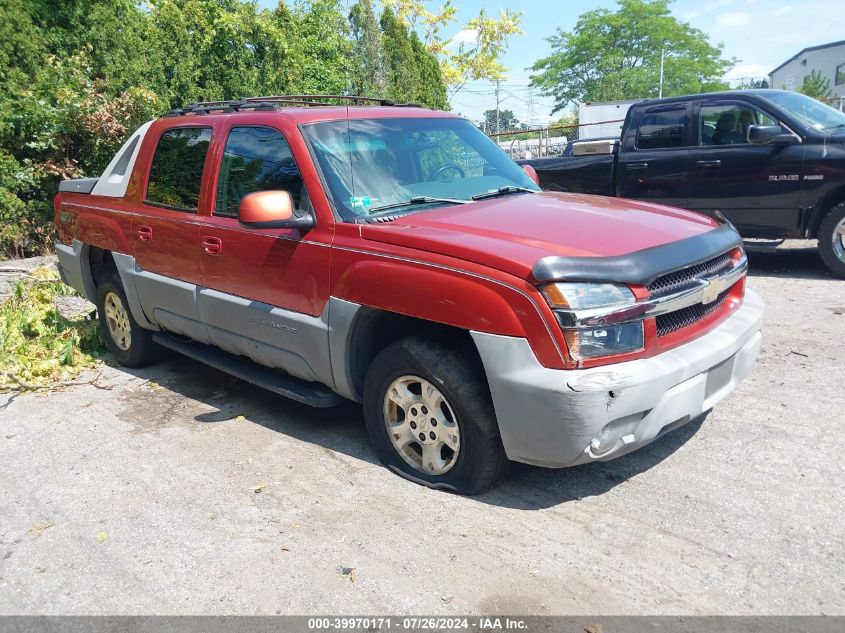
[520,89,845,277]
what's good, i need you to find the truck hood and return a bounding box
[359,192,722,282]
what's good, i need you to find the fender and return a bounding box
[334,258,528,337]
[806,183,845,238]
[75,211,133,254]
[331,253,567,369]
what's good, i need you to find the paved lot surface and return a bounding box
[0,242,843,615]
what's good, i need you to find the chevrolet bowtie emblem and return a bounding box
[701,278,724,304]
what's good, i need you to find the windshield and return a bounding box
[765,91,845,132]
[302,117,539,220]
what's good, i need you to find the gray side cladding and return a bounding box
[117,255,371,398]
[58,242,369,401]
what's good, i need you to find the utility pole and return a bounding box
[527,86,536,127]
[658,47,665,99]
[495,79,501,134]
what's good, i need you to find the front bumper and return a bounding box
[472,289,764,468]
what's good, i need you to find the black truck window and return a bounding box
[215,126,310,217]
[145,127,212,212]
[636,108,687,150]
[699,103,778,146]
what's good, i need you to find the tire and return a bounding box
[363,336,510,495]
[818,201,845,279]
[95,270,163,368]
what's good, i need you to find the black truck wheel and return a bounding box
[818,201,845,279]
[363,336,510,495]
[95,271,163,368]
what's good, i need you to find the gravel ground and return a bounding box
[0,256,57,302]
[0,241,842,615]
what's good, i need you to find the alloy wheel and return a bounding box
[383,375,460,475]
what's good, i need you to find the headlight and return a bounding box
[563,322,644,360]
[542,282,634,309]
[541,282,643,360]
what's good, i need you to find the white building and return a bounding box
[769,40,845,108]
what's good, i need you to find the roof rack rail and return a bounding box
[165,94,424,117]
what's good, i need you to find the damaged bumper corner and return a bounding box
[471,289,764,468]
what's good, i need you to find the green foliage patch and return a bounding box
[0,0,451,259]
[0,268,105,391]
[530,0,735,112]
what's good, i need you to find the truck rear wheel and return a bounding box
[363,336,510,495]
[95,271,163,368]
[818,201,845,279]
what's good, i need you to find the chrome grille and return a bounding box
[648,252,733,298]
[655,288,730,336]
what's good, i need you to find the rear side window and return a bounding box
[636,108,687,150]
[215,126,309,217]
[145,127,212,211]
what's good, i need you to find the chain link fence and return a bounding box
[489,119,625,160]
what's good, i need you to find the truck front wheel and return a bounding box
[95,271,163,368]
[818,201,845,278]
[363,336,510,495]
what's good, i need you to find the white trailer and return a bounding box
[577,100,636,138]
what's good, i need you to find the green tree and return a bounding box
[0,0,45,92]
[0,0,451,256]
[349,1,447,108]
[530,0,734,112]
[736,78,769,90]
[28,0,156,94]
[283,0,354,95]
[482,108,520,133]
[147,0,292,107]
[410,32,448,109]
[386,1,523,97]
[349,0,385,96]
[381,6,420,103]
[799,70,833,100]
[549,112,579,129]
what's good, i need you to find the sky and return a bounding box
[259,0,845,124]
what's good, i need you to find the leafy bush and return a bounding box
[0,268,105,390]
[0,0,456,259]
[0,47,160,258]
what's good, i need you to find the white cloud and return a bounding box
[682,0,735,21]
[446,29,478,50]
[715,11,752,27]
[773,5,792,16]
[723,63,770,80]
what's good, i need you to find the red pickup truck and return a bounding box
[54,96,763,494]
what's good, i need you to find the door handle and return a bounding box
[136,225,153,241]
[201,236,222,256]
[625,162,649,170]
[696,160,722,168]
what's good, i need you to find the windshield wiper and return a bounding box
[367,196,469,214]
[471,186,537,201]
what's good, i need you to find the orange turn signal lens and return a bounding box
[541,283,570,308]
[541,282,635,310]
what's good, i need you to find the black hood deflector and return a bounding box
[531,223,742,286]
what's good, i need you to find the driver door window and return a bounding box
[687,101,802,225]
[215,126,311,217]
[699,103,778,146]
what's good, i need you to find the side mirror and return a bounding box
[522,164,540,186]
[748,125,800,145]
[238,190,314,230]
